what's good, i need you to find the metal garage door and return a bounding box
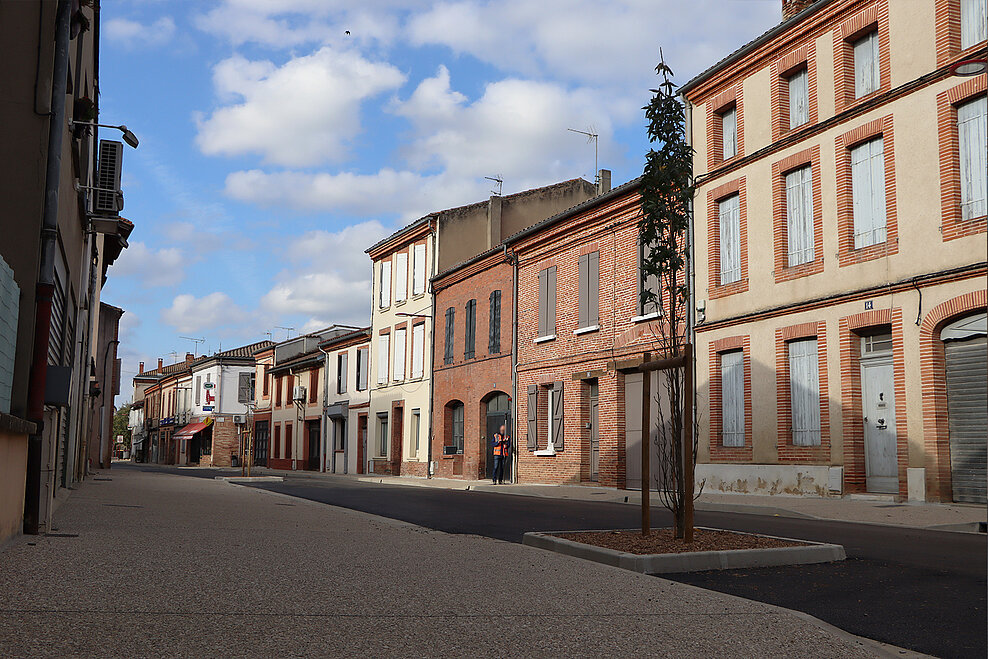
[944,313,987,504]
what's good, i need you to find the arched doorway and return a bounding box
[942,312,987,504]
[484,392,511,481]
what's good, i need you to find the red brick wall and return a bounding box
[209,421,239,467]
[432,257,514,480]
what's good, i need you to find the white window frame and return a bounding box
[412,243,427,296]
[850,136,887,249]
[718,193,741,285]
[788,338,821,446]
[721,106,737,160]
[785,165,814,266]
[377,334,389,385]
[958,95,987,221]
[853,31,880,98]
[392,328,406,382]
[788,68,809,128]
[379,260,391,309]
[720,350,745,447]
[394,252,408,303]
[411,323,425,379]
[961,0,988,50]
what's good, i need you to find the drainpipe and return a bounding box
[425,222,437,478]
[508,243,519,484]
[317,345,331,473]
[24,0,72,536]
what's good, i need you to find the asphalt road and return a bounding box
[128,465,986,658]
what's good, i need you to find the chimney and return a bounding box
[157,358,163,370]
[597,169,611,196]
[782,0,814,20]
[138,361,144,374]
[186,352,194,362]
[487,195,502,249]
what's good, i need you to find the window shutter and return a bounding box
[788,339,821,446]
[527,385,538,450]
[854,31,879,98]
[393,328,406,381]
[489,290,501,353]
[720,351,744,447]
[788,69,808,128]
[958,96,987,221]
[538,269,547,337]
[356,348,367,391]
[395,252,408,303]
[412,323,424,378]
[444,307,454,364]
[412,243,427,296]
[786,166,814,266]
[339,353,348,394]
[195,376,201,405]
[719,194,741,284]
[379,261,391,308]
[465,300,476,359]
[238,372,251,404]
[851,138,886,249]
[961,0,988,49]
[578,254,589,329]
[547,266,556,335]
[552,381,564,450]
[722,106,737,159]
[588,250,599,326]
[377,335,389,384]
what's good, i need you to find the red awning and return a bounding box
[173,421,211,441]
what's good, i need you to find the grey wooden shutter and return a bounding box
[538,269,547,337]
[958,96,987,221]
[588,251,599,326]
[721,351,745,447]
[853,31,879,98]
[788,338,821,446]
[465,300,476,359]
[195,376,201,405]
[357,348,368,391]
[444,307,454,364]
[237,372,251,404]
[552,381,564,450]
[547,266,557,335]
[338,352,348,394]
[527,385,538,450]
[851,137,886,249]
[788,68,808,128]
[489,290,501,353]
[578,254,589,329]
[719,194,741,284]
[786,165,814,266]
[961,0,988,49]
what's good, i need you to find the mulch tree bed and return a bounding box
[553,528,808,555]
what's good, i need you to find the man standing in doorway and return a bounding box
[492,424,510,485]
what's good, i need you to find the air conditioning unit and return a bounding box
[293,386,307,402]
[94,139,124,215]
[233,414,247,425]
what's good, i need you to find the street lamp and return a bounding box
[395,312,432,319]
[70,121,140,148]
[949,58,988,77]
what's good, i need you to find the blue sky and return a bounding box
[99,0,782,399]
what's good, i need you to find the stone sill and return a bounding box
[0,412,36,435]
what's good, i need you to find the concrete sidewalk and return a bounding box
[0,468,896,658]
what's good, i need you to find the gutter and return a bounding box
[24,0,72,535]
[426,223,437,477]
[509,243,519,483]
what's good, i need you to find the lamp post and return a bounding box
[69,121,140,148]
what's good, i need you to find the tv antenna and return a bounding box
[276,326,296,340]
[263,331,273,341]
[484,175,503,196]
[180,336,205,356]
[568,126,599,185]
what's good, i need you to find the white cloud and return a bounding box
[105,16,176,48]
[107,242,185,288]
[259,221,388,326]
[161,292,248,334]
[195,48,406,167]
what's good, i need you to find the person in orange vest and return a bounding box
[491,424,511,485]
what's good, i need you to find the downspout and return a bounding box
[25,0,72,536]
[508,243,519,484]
[425,222,437,477]
[318,345,330,473]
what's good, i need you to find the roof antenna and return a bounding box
[568,126,599,185]
[484,175,503,196]
[276,326,296,340]
[180,336,205,356]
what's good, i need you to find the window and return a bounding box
[464,299,477,359]
[788,68,809,128]
[788,338,821,446]
[285,422,293,459]
[412,409,421,453]
[451,403,464,454]
[489,290,502,353]
[861,332,893,357]
[377,413,388,457]
[411,323,425,378]
[379,260,391,308]
[355,347,368,391]
[721,106,737,159]
[720,351,745,447]
[238,372,254,404]
[719,194,741,284]
[853,31,879,98]
[337,352,348,394]
[961,0,987,49]
[377,334,389,385]
[309,369,318,403]
[785,165,814,266]
[274,424,281,458]
[537,266,557,339]
[395,251,408,303]
[275,375,282,407]
[262,365,269,396]
[638,241,660,317]
[444,307,455,365]
[412,243,427,296]
[527,382,564,453]
[850,137,887,249]
[958,96,987,220]
[393,328,406,381]
[195,376,201,405]
[334,419,345,451]
[578,251,599,330]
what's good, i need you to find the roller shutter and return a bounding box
[945,335,987,504]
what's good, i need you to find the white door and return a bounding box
[862,358,898,493]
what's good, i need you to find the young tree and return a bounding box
[113,403,132,449]
[639,54,699,540]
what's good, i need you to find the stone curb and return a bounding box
[523,528,846,574]
[215,476,284,483]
